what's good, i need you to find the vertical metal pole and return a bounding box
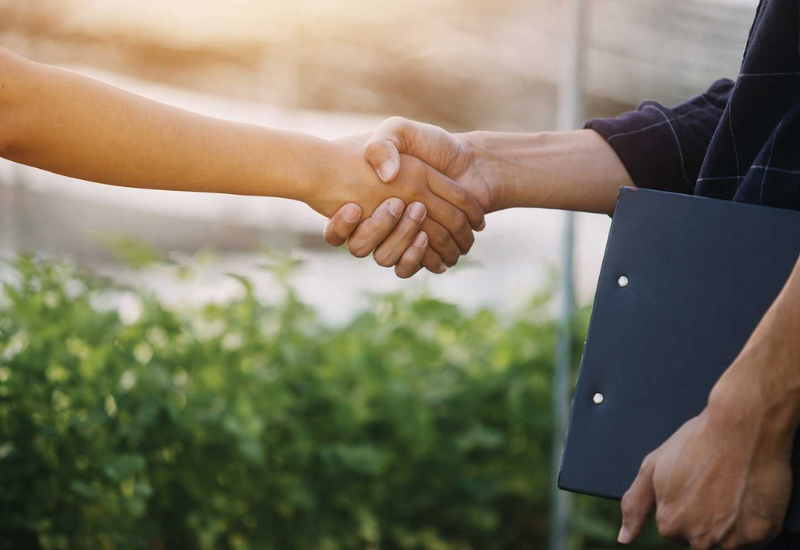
[550,1,587,550]
[0,164,20,257]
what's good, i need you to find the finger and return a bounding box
[365,134,401,183]
[347,198,404,258]
[425,168,485,231]
[687,533,716,550]
[394,231,428,279]
[422,192,475,255]
[619,455,658,544]
[421,247,446,274]
[373,202,427,267]
[422,218,461,267]
[364,116,453,183]
[323,203,362,246]
[718,536,744,550]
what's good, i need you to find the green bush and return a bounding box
[0,256,671,549]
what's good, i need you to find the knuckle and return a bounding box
[322,221,340,242]
[688,532,717,550]
[422,251,443,273]
[323,230,341,246]
[398,218,421,239]
[689,539,712,550]
[620,496,643,519]
[454,211,469,231]
[347,240,371,259]
[460,230,475,253]
[742,519,775,545]
[659,527,682,544]
[642,451,658,468]
[656,511,681,540]
[451,182,468,204]
[429,224,450,247]
[394,263,416,279]
[373,249,395,268]
[385,116,410,131]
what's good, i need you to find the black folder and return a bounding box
[558,187,800,532]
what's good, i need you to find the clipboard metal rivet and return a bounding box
[592,392,605,405]
[617,276,629,288]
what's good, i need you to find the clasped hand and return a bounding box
[320,119,497,278]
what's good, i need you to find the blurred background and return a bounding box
[0,0,756,548]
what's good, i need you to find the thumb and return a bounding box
[618,453,658,544]
[365,116,452,183]
[364,119,407,182]
[366,137,401,183]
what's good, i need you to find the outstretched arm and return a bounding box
[0,47,321,202]
[324,120,634,266]
[326,80,733,273]
[0,47,483,268]
[362,120,634,215]
[324,125,631,276]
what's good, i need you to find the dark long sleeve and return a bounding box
[584,79,733,195]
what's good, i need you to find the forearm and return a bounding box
[0,48,325,203]
[710,254,800,449]
[464,129,634,215]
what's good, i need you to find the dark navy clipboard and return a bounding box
[557,187,800,532]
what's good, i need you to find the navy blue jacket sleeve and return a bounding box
[584,79,734,195]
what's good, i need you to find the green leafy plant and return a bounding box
[0,256,673,550]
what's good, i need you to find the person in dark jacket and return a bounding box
[325,1,800,547]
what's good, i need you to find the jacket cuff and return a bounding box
[583,79,733,196]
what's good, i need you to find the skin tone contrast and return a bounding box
[327,116,800,549]
[4,38,800,547]
[0,48,484,275]
[325,118,634,274]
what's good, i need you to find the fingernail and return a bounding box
[387,198,404,218]
[413,231,427,248]
[342,204,360,223]
[617,526,631,544]
[434,263,446,274]
[378,160,397,182]
[477,220,486,231]
[408,202,426,221]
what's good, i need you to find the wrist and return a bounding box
[707,367,799,456]
[459,131,518,212]
[708,303,800,450]
[461,129,632,214]
[298,139,356,215]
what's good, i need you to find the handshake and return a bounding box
[311,118,500,279]
[0,46,623,278]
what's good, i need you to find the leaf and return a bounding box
[102,235,167,270]
[103,454,146,481]
[69,480,99,499]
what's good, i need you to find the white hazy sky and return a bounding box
[20,0,448,47]
[19,0,759,49]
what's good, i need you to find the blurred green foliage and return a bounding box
[0,256,673,550]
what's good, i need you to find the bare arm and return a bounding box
[463,128,635,215]
[333,85,729,274]
[0,47,327,202]
[353,119,634,219]
[324,119,635,262]
[0,47,483,268]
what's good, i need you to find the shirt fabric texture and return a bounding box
[584,1,800,547]
[586,0,800,211]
